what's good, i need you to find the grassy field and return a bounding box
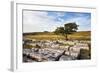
[23,31,91,41]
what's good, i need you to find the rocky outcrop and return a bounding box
[23,40,91,62]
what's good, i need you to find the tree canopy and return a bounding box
[54,27,65,35]
[54,22,78,40]
[64,22,78,34]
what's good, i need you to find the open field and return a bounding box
[23,31,91,41]
[23,31,91,62]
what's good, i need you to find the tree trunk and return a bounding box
[65,34,68,41]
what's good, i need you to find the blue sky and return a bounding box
[23,10,91,32]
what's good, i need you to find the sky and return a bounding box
[23,10,91,33]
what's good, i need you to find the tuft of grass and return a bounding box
[23,44,33,49]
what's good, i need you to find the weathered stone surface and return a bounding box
[23,39,91,62]
[59,55,73,61]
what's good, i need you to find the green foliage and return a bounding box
[64,22,78,34]
[54,22,78,40]
[54,27,65,35]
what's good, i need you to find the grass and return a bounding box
[24,34,65,40]
[23,44,33,49]
[23,31,91,41]
[68,31,91,40]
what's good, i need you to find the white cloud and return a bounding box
[63,16,91,31]
[23,10,91,32]
[23,10,62,32]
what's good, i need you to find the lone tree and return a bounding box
[54,27,65,35]
[54,22,78,40]
[54,27,65,40]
